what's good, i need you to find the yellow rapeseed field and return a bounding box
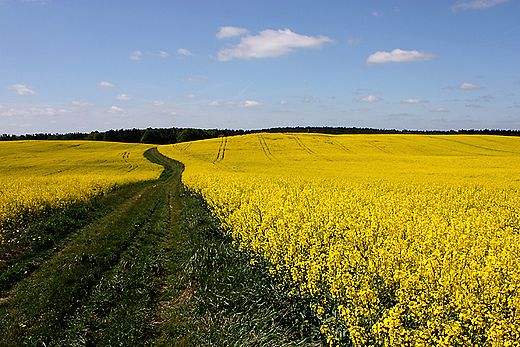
[0,141,162,242]
[159,133,520,346]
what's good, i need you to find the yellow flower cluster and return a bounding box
[0,141,162,243]
[160,133,520,346]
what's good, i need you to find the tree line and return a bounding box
[1,126,519,144]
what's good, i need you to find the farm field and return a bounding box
[159,133,520,346]
[0,140,322,346]
[0,141,163,243]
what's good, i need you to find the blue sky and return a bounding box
[1,0,519,134]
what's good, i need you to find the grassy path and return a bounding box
[0,148,324,346]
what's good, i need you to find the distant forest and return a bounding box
[2,127,520,145]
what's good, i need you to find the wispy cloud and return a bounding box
[279,100,288,105]
[177,48,193,56]
[108,106,126,114]
[129,50,142,60]
[186,94,196,99]
[216,26,249,39]
[98,81,115,88]
[187,74,209,82]
[150,100,164,106]
[208,101,220,106]
[71,101,94,106]
[451,0,510,12]
[347,38,362,46]
[115,94,133,100]
[458,82,484,90]
[238,100,262,107]
[354,95,382,102]
[430,108,450,112]
[401,99,429,104]
[7,84,36,95]
[366,49,437,65]
[216,28,334,61]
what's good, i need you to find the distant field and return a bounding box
[0,141,162,242]
[159,133,520,346]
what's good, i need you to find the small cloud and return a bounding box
[71,101,94,106]
[372,9,381,17]
[301,94,312,102]
[401,98,429,104]
[186,94,196,99]
[208,101,220,106]
[451,0,510,12]
[430,108,450,112]
[279,100,288,105]
[177,48,194,56]
[7,84,36,95]
[238,100,262,108]
[366,49,437,65]
[225,101,237,105]
[354,95,382,102]
[315,98,320,102]
[98,81,115,88]
[479,94,494,101]
[129,50,142,60]
[187,74,209,82]
[171,112,178,115]
[216,26,249,39]
[216,28,334,61]
[151,100,164,106]
[146,50,170,57]
[108,106,126,113]
[347,38,362,46]
[300,79,307,84]
[115,94,133,100]
[466,104,483,108]
[458,82,483,90]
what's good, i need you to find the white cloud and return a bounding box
[225,101,237,105]
[177,48,194,56]
[7,84,36,95]
[115,94,133,100]
[151,100,164,106]
[216,28,334,61]
[451,0,510,12]
[354,95,382,102]
[216,26,249,39]
[279,100,288,105]
[301,94,312,102]
[458,82,484,90]
[98,81,115,88]
[366,49,437,65]
[372,9,381,17]
[238,100,262,108]
[0,105,4,109]
[108,106,126,114]
[186,94,196,99]
[401,99,429,104]
[208,101,220,106]
[129,50,142,60]
[158,51,169,57]
[430,108,450,112]
[71,101,94,106]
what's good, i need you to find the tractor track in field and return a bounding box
[0,148,184,347]
[258,134,277,161]
[213,136,227,163]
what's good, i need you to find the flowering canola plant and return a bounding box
[0,141,162,243]
[159,133,520,346]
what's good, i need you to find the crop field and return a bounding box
[0,141,163,244]
[159,133,520,346]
